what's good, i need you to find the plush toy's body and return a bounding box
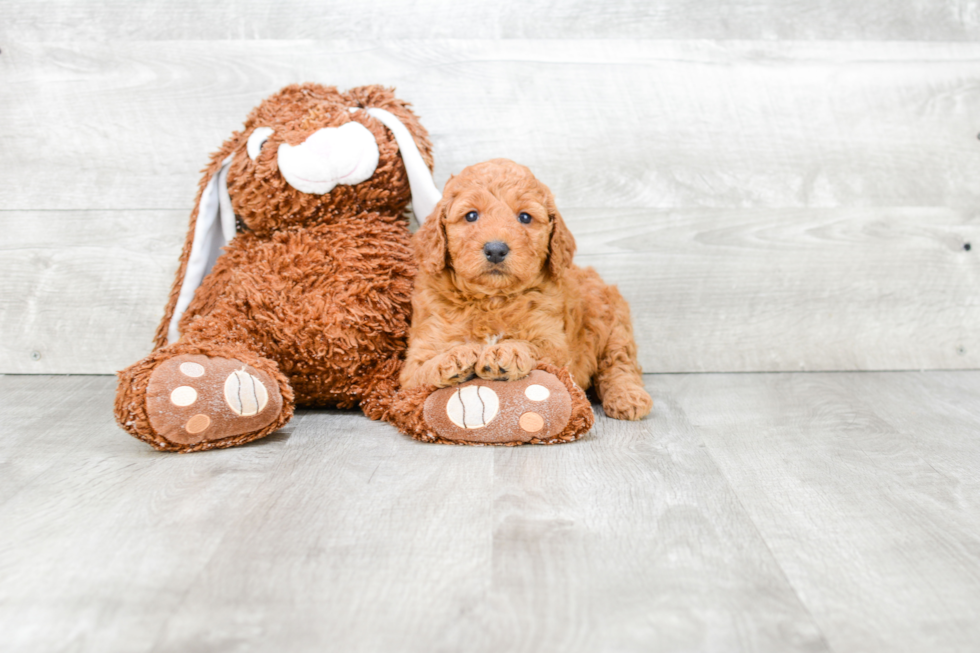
[116,84,439,451]
[171,218,413,408]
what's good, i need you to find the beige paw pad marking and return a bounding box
[446,385,500,429]
[519,411,545,433]
[525,384,550,401]
[179,361,206,377]
[170,386,198,407]
[224,368,269,417]
[185,414,211,434]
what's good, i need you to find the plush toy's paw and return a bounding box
[601,383,653,421]
[145,354,283,445]
[476,341,535,382]
[423,369,573,444]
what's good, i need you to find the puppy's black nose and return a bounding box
[483,241,510,264]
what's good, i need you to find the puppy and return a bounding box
[400,159,653,421]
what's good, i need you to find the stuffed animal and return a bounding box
[115,83,442,451]
[115,83,594,452]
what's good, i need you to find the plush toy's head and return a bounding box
[218,84,438,234]
[157,83,443,346]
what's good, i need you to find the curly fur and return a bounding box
[400,159,653,421]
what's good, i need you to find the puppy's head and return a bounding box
[415,159,575,294]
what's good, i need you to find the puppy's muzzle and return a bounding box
[484,241,510,264]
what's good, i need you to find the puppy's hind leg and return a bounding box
[593,305,653,421]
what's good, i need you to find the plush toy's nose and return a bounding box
[484,241,510,264]
[276,122,380,195]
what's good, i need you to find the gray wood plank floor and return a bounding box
[1,372,978,652]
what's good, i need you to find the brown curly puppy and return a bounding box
[400,159,653,421]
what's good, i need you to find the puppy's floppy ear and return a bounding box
[546,193,576,276]
[414,192,451,275]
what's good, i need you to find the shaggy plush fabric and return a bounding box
[116,83,435,452]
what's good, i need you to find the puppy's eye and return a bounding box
[246,127,274,161]
[465,211,479,222]
[518,212,533,224]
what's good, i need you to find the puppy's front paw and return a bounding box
[601,384,653,421]
[476,341,536,382]
[419,344,482,388]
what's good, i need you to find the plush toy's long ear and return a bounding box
[366,107,442,222]
[155,154,236,346]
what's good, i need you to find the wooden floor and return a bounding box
[2,371,979,652]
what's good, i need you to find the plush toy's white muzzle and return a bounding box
[277,122,380,195]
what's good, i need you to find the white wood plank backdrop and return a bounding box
[2,5,980,374]
[3,0,979,41]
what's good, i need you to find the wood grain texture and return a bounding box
[2,41,978,211]
[4,372,980,651]
[0,375,298,652]
[579,206,980,373]
[116,412,496,653]
[0,375,110,505]
[0,373,830,653]
[0,210,182,374]
[4,206,978,374]
[2,0,978,41]
[668,371,980,652]
[464,395,828,652]
[4,33,980,375]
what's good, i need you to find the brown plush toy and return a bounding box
[115,83,443,452]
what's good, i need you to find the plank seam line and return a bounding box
[143,409,310,653]
[690,419,838,652]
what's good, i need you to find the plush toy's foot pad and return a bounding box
[423,370,572,445]
[145,354,283,445]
